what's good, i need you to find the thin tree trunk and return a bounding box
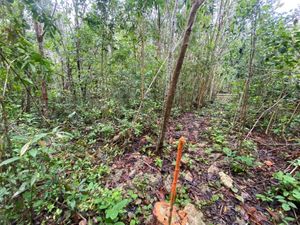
[156,0,205,152]
[165,0,179,98]
[140,19,145,101]
[156,2,161,59]
[25,86,31,113]
[23,71,32,113]
[0,65,12,157]
[239,10,257,129]
[74,0,82,97]
[34,21,48,118]
[237,4,258,148]
[0,97,11,157]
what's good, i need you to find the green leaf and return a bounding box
[29,63,36,73]
[32,133,48,143]
[20,141,31,156]
[52,126,60,133]
[12,182,27,198]
[0,157,20,167]
[23,77,33,85]
[31,173,38,186]
[106,199,129,220]
[287,201,297,209]
[68,200,76,210]
[29,149,38,158]
[282,203,291,211]
[130,220,136,225]
[106,208,119,220]
[292,189,300,201]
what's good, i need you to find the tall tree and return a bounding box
[34,19,49,117]
[156,0,205,152]
[237,1,259,147]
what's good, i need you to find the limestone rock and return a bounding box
[184,203,206,225]
[219,171,233,189]
[184,171,193,182]
[207,164,220,178]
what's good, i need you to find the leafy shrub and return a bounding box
[0,127,134,224]
[256,170,300,223]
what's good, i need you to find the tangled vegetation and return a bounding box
[0,0,299,224]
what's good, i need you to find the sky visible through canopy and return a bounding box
[277,0,300,12]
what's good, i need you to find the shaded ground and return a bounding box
[99,104,299,224]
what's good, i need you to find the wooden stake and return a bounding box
[168,136,186,225]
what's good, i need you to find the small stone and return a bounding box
[147,174,161,188]
[184,171,193,182]
[208,164,220,178]
[135,198,142,205]
[129,169,136,178]
[184,203,206,225]
[209,153,223,160]
[128,212,134,219]
[112,134,121,142]
[235,217,247,225]
[241,192,251,200]
[219,171,233,189]
[197,142,207,148]
[113,170,123,183]
[199,184,210,194]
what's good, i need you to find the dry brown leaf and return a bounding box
[266,208,280,222]
[38,140,47,147]
[243,205,268,225]
[264,160,274,166]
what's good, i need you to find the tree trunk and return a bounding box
[164,0,178,98]
[24,86,31,113]
[156,2,161,59]
[238,8,258,130]
[237,4,258,149]
[156,0,205,152]
[140,20,145,101]
[74,0,82,97]
[34,21,48,118]
[0,97,12,156]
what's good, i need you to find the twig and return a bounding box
[293,209,300,225]
[245,95,286,138]
[290,166,299,175]
[141,159,161,173]
[257,143,299,146]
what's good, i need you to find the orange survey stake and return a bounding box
[168,136,186,225]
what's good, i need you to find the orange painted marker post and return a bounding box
[168,136,186,225]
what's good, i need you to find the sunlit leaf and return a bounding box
[0,157,20,167]
[20,141,31,156]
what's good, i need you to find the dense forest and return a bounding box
[0,0,299,224]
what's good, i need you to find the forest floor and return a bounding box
[5,100,299,224]
[96,101,300,224]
